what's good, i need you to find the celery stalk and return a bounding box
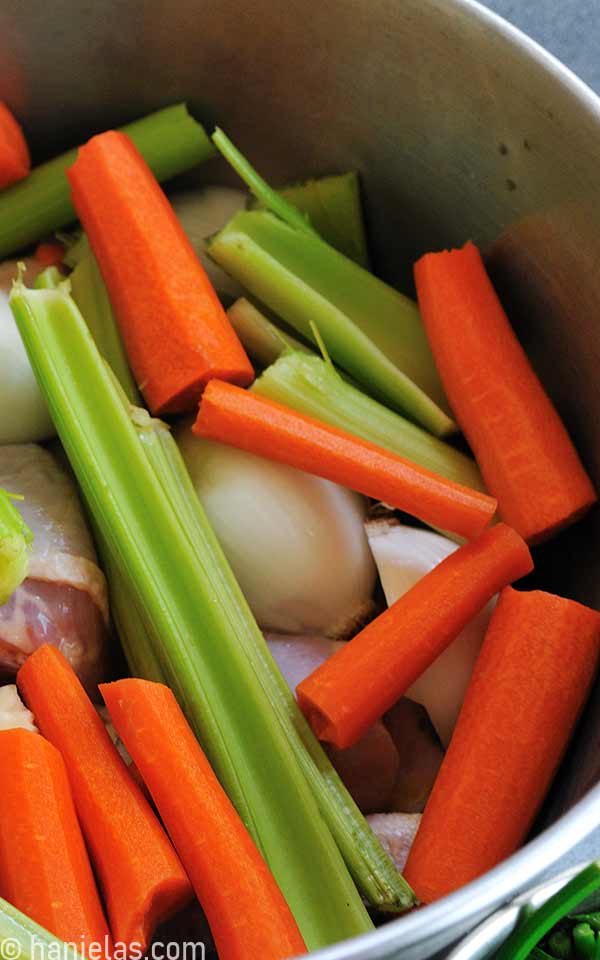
[0,104,214,258]
[253,352,485,490]
[212,128,319,238]
[0,897,84,960]
[34,266,63,290]
[10,281,376,947]
[275,172,370,267]
[70,254,140,403]
[207,210,455,436]
[0,489,32,605]
[227,297,312,367]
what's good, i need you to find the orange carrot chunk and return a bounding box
[67,131,254,414]
[34,241,65,268]
[193,379,497,540]
[0,729,112,957]
[0,103,30,189]
[296,523,532,749]
[414,241,597,544]
[17,645,193,952]
[404,586,600,903]
[101,678,307,960]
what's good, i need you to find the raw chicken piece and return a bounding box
[266,634,401,813]
[366,813,421,873]
[0,445,110,691]
[0,684,37,732]
[385,699,444,813]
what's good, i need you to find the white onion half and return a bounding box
[365,520,495,747]
[177,430,376,637]
[169,186,246,298]
[0,259,55,444]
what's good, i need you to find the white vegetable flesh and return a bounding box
[0,684,37,733]
[0,259,55,444]
[169,186,247,297]
[366,520,495,747]
[177,432,376,638]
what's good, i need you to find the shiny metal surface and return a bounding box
[2,0,600,956]
[447,864,590,960]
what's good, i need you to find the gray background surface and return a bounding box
[481,0,600,93]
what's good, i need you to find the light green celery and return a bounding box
[254,352,485,490]
[70,254,140,403]
[212,128,318,237]
[0,897,84,960]
[208,210,455,436]
[34,266,64,290]
[227,297,312,367]
[0,489,32,604]
[276,172,370,267]
[0,103,215,258]
[10,281,374,947]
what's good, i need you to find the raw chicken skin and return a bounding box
[0,579,107,694]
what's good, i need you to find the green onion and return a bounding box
[227,297,312,367]
[0,897,84,960]
[496,862,600,960]
[207,209,454,436]
[10,280,379,947]
[253,351,484,490]
[0,489,32,605]
[0,104,215,259]
[256,171,370,267]
[212,128,318,237]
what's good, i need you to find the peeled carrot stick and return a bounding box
[297,523,532,749]
[101,679,307,960]
[404,586,600,903]
[0,729,112,957]
[34,241,65,268]
[415,242,597,544]
[17,645,193,951]
[193,380,497,539]
[0,103,30,190]
[67,131,253,414]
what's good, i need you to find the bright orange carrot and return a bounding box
[67,131,253,414]
[0,729,112,957]
[404,586,600,903]
[17,646,193,952]
[0,103,30,189]
[101,679,307,960]
[34,241,65,268]
[415,242,596,544]
[296,523,532,749]
[193,379,497,540]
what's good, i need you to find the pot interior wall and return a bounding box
[2,0,600,818]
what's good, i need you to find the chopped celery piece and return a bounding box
[34,266,63,290]
[253,352,485,490]
[0,489,32,604]
[10,280,377,947]
[70,253,140,404]
[276,172,370,267]
[212,128,318,237]
[0,897,84,960]
[207,210,455,436]
[227,297,312,367]
[0,103,215,258]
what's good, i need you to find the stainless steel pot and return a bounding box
[2,0,600,956]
